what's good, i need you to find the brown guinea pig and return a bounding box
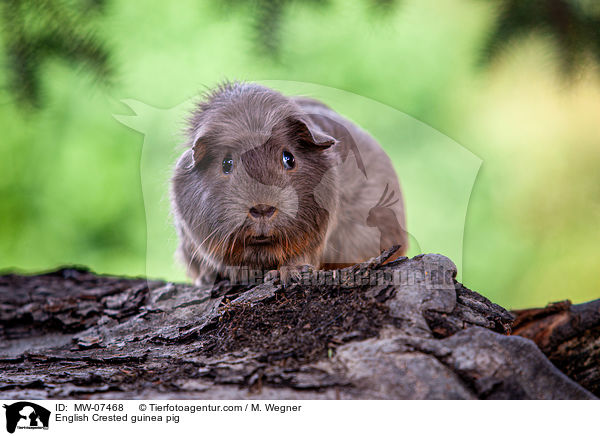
[171,82,407,285]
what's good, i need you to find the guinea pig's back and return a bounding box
[294,97,408,266]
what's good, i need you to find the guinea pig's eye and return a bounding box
[282,150,295,170]
[222,156,234,174]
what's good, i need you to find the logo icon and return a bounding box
[3,402,50,434]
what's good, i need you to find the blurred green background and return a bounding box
[1,0,599,309]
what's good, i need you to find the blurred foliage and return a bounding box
[236,0,399,56]
[4,0,600,107]
[483,0,600,73]
[1,0,599,309]
[0,0,111,107]
[229,0,600,69]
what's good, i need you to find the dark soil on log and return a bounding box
[201,285,390,365]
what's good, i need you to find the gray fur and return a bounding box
[171,82,407,285]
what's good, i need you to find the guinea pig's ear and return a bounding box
[192,137,206,165]
[190,126,208,165]
[287,116,336,149]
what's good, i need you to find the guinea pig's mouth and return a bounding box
[247,235,274,245]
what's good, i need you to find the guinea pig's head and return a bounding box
[171,83,339,271]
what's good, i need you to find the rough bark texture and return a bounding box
[513,299,600,397]
[0,250,596,399]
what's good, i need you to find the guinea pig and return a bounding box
[171,82,407,286]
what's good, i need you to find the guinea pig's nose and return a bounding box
[249,204,277,219]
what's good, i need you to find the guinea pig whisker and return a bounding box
[212,232,230,257]
[186,238,205,276]
[183,223,218,273]
[197,226,220,251]
[229,227,243,259]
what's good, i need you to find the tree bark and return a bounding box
[0,249,596,399]
[512,299,600,396]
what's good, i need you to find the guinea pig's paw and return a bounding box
[264,269,281,284]
[279,266,300,287]
[279,265,315,287]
